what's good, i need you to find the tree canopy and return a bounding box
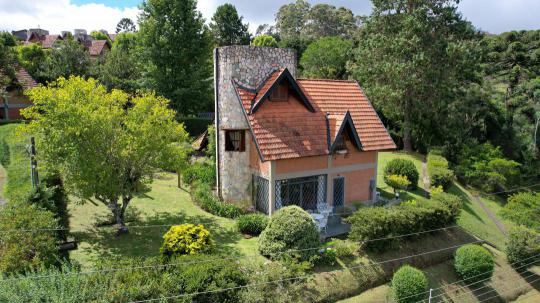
[116,17,136,33]
[300,36,353,79]
[22,77,189,233]
[139,0,213,115]
[252,35,278,47]
[210,4,250,46]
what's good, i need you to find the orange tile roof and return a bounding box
[232,73,395,161]
[41,35,61,48]
[89,40,108,56]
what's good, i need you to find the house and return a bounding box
[88,40,110,57]
[40,35,63,49]
[1,66,37,120]
[214,46,395,217]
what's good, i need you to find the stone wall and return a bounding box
[215,46,297,202]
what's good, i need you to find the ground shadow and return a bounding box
[72,209,244,263]
[449,183,485,223]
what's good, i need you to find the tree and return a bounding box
[90,30,112,44]
[385,174,411,194]
[41,39,90,82]
[22,77,189,233]
[502,192,540,229]
[210,4,250,46]
[139,0,213,115]
[98,32,143,92]
[349,0,481,151]
[15,43,48,83]
[252,35,278,47]
[116,17,136,33]
[0,32,16,91]
[300,36,353,79]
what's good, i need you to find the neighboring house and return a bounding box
[214,46,396,216]
[88,40,110,57]
[40,34,63,49]
[1,67,37,120]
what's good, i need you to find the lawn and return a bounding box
[376,151,428,202]
[336,245,540,303]
[69,172,261,267]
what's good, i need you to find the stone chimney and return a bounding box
[214,46,297,202]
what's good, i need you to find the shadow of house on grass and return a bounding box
[72,210,244,262]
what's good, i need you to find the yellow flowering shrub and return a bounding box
[160,224,214,256]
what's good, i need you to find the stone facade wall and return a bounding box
[215,46,297,202]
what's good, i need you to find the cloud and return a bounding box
[0,0,139,34]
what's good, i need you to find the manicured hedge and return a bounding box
[191,181,245,219]
[506,226,540,267]
[237,213,269,236]
[178,117,213,137]
[427,152,454,190]
[454,244,494,283]
[347,193,462,251]
[391,265,428,303]
[160,224,214,256]
[384,158,419,190]
[258,206,320,261]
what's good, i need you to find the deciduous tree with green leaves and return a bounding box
[502,192,540,229]
[41,39,90,82]
[300,36,353,79]
[210,3,250,46]
[139,0,213,115]
[22,77,189,234]
[252,35,278,47]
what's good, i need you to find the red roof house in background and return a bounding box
[1,66,37,121]
[214,46,395,228]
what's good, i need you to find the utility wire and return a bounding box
[421,256,540,303]
[477,275,540,303]
[403,253,540,303]
[122,240,482,303]
[0,225,463,283]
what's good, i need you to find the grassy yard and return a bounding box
[336,245,540,303]
[376,151,428,202]
[69,172,261,267]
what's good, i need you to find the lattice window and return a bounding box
[252,175,269,214]
[275,175,326,212]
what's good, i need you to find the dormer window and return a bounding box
[334,132,348,154]
[269,83,288,101]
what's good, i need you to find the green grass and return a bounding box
[337,245,540,303]
[376,151,428,202]
[69,172,261,267]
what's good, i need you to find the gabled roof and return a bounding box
[89,40,109,56]
[41,35,62,49]
[329,111,362,152]
[250,68,314,114]
[232,75,396,161]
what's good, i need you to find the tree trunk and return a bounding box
[108,198,129,235]
[403,100,413,152]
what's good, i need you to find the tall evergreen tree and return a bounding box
[349,0,481,151]
[139,0,213,115]
[116,18,136,33]
[210,4,250,46]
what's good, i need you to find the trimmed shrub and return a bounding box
[182,162,215,186]
[391,265,428,303]
[237,214,269,236]
[0,203,60,275]
[502,192,540,229]
[384,159,419,189]
[160,224,214,257]
[506,226,540,267]
[332,239,357,258]
[454,244,494,283]
[191,181,245,219]
[385,174,411,193]
[427,153,454,190]
[347,193,462,251]
[258,206,320,261]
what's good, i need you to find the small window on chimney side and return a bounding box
[225,130,245,152]
[269,83,288,101]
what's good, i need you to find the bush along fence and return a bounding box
[346,192,462,251]
[427,151,455,190]
[0,124,70,275]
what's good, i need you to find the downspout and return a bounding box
[213,48,222,199]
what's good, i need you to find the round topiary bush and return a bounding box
[237,213,269,236]
[160,224,214,257]
[454,244,494,283]
[384,158,419,190]
[258,206,320,261]
[391,265,428,303]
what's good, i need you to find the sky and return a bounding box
[0,0,539,35]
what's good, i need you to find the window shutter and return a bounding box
[240,131,246,151]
